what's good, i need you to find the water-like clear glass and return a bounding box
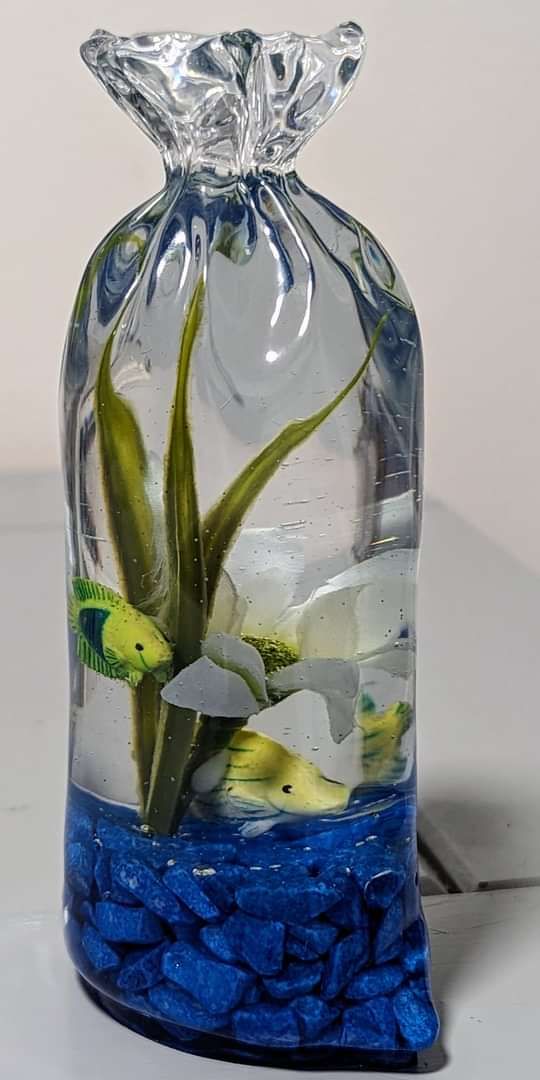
[61,24,438,1066]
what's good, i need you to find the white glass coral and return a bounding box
[161,528,415,744]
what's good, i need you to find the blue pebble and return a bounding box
[364,869,405,911]
[264,961,323,1000]
[66,806,94,844]
[403,917,429,976]
[236,880,340,924]
[81,925,120,973]
[292,996,339,1041]
[94,901,164,944]
[199,865,250,913]
[321,930,369,999]
[316,1023,342,1046]
[223,912,285,976]
[393,982,439,1049]
[172,924,198,944]
[94,851,112,896]
[326,879,367,930]
[122,990,153,1014]
[162,865,221,920]
[117,944,165,991]
[374,897,404,964]
[286,938,320,962]
[79,900,96,926]
[288,921,338,957]
[96,819,168,869]
[341,997,397,1049]
[162,942,252,1013]
[200,925,238,964]
[94,851,138,904]
[148,983,229,1032]
[110,856,182,923]
[347,963,404,1000]
[233,1004,300,1047]
[66,841,95,898]
[170,906,200,930]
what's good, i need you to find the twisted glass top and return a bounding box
[81,24,366,175]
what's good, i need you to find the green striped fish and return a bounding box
[69,577,172,688]
[359,696,412,783]
[191,728,351,826]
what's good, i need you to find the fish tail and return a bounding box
[68,592,79,632]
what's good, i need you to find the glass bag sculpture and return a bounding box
[61,23,439,1067]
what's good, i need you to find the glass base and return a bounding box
[82,976,417,1071]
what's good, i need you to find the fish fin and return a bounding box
[240,818,280,838]
[103,646,141,688]
[125,668,144,688]
[76,634,121,681]
[72,577,123,608]
[68,594,79,633]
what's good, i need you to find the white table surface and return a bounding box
[417,498,540,890]
[2,888,539,1079]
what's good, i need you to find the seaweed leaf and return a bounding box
[95,315,162,802]
[95,324,159,607]
[203,315,387,611]
[144,278,208,833]
[162,276,208,663]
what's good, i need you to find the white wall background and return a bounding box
[1,2,539,573]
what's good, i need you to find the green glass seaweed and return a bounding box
[95,290,163,801]
[144,281,208,833]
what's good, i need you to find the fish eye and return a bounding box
[281,784,293,794]
[135,642,144,652]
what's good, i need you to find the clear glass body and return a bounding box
[61,24,437,1066]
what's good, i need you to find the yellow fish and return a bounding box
[191,729,350,827]
[69,577,172,688]
[359,696,412,783]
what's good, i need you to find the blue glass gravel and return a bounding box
[223,911,285,976]
[403,917,430,975]
[66,841,94,898]
[94,901,164,944]
[81,925,120,973]
[148,983,229,1032]
[232,1004,300,1047]
[96,819,169,870]
[292,995,339,1041]
[162,942,253,1012]
[116,944,165,991]
[264,960,323,1000]
[346,963,404,1000]
[287,921,338,957]
[65,806,93,844]
[65,789,438,1057]
[110,855,182,922]
[341,997,397,1049]
[374,896,404,963]
[199,925,238,963]
[162,864,221,920]
[321,930,369,999]
[393,982,440,1049]
[236,880,340,924]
